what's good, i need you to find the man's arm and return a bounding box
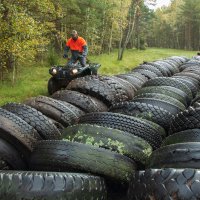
[82,45,88,56]
[63,45,70,58]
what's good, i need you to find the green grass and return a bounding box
[0,48,197,106]
[91,48,197,75]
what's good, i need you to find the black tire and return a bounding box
[180,62,200,71]
[0,109,40,161]
[142,77,193,100]
[58,100,85,116]
[30,140,136,183]
[191,95,200,106]
[0,171,107,200]
[168,58,183,65]
[2,103,61,140]
[48,77,62,95]
[126,72,148,83]
[163,59,180,73]
[174,72,200,82]
[110,101,173,130]
[0,138,26,169]
[149,142,200,168]
[154,61,173,76]
[128,168,200,200]
[172,75,200,87]
[79,112,165,149]
[131,69,158,80]
[135,86,188,106]
[132,98,184,115]
[25,96,80,127]
[169,107,200,134]
[183,65,200,72]
[62,124,152,166]
[162,129,200,146]
[134,93,186,111]
[0,160,11,170]
[66,75,130,106]
[51,90,108,113]
[170,56,189,63]
[143,62,169,76]
[110,76,136,99]
[135,64,164,76]
[115,74,143,90]
[0,108,40,140]
[171,77,198,97]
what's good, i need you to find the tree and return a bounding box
[0,0,61,83]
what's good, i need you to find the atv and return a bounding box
[48,60,101,95]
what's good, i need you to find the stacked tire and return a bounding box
[0,55,195,200]
[128,107,200,199]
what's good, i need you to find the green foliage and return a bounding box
[148,0,200,50]
[0,0,61,81]
[47,48,60,66]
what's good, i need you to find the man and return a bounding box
[192,52,200,61]
[63,30,88,67]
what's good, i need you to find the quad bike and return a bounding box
[48,59,101,95]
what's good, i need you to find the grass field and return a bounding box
[0,48,197,106]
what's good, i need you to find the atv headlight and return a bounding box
[72,69,78,74]
[52,68,57,75]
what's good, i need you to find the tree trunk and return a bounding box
[108,20,113,54]
[118,1,140,60]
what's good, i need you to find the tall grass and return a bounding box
[0,48,197,106]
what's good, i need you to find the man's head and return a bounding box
[71,30,78,40]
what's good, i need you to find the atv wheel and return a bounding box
[48,78,62,95]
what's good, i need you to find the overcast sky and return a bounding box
[148,0,171,9]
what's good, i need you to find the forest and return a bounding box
[0,0,199,81]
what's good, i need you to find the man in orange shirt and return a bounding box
[63,30,88,67]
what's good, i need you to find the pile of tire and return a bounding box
[0,55,194,200]
[128,58,200,200]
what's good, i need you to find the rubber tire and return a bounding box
[142,77,193,101]
[134,93,186,111]
[0,108,40,140]
[153,61,173,76]
[128,168,200,200]
[48,77,62,95]
[135,86,188,106]
[162,129,200,146]
[78,112,165,149]
[115,74,143,90]
[131,69,158,80]
[174,72,200,82]
[171,77,198,97]
[168,107,200,134]
[135,64,164,77]
[126,72,148,83]
[2,103,61,140]
[66,75,130,106]
[0,171,107,200]
[0,138,26,169]
[149,142,200,168]
[110,101,173,131]
[143,62,169,77]
[0,108,42,161]
[62,124,152,166]
[30,140,136,183]
[110,76,136,99]
[132,98,184,115]
[51,90,108,113]
[25,96,81,127]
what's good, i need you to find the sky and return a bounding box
[148,0,172,9]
